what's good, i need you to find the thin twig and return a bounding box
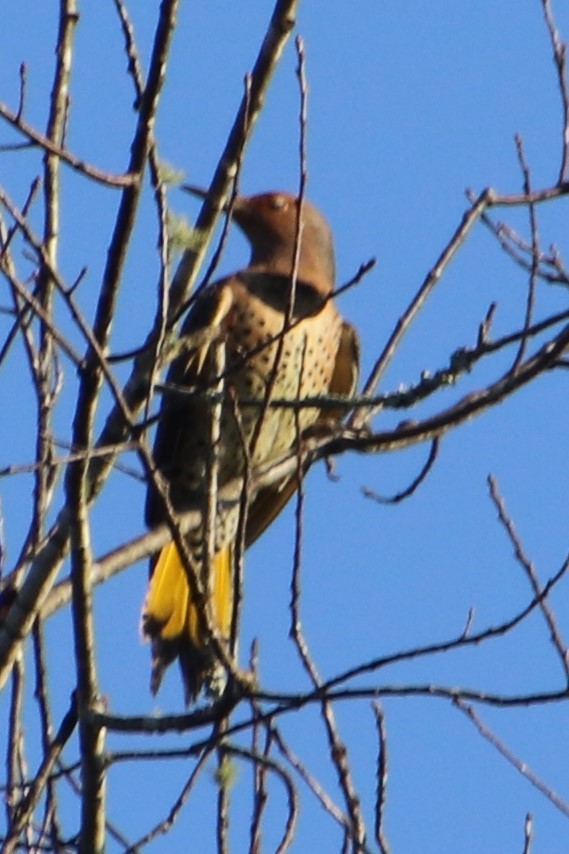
[523,812,533,854]
[361,439,439,504]
[2,696,78,854]
[270,725,349,833]
[511,135,539,371]
[216,722,230,854]
[226,745,298,854]
[32,621,63,848]
[0,99,136,187]
[351,189,492,428]
[488,475,569,680]
[248,640,268,854]
[5,655,25,831]
[454,698,569,818]
[124,745,215,851]
[372,703,390,854]
[541,0,569,181]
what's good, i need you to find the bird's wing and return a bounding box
[318,319,360,422]
[245,319,360,547]
[145,281,234,529]
[143,280,239,702]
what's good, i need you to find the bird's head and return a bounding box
[183,187,336,295]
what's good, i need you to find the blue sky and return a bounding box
[2,1,569,852]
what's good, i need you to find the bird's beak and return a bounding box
[181,184,249,218]
[181,185,255,240]
[181,183,210,202]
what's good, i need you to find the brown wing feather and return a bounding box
[318,320,360,422]
[145,282,235,530]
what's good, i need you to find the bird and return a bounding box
[142,190,359,704]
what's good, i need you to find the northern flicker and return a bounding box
[143,191,359,703]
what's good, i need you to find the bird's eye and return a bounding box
[270,195,287,211]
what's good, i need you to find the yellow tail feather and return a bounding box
[144,541,233,647]
[212,544,232,638]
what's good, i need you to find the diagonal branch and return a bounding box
[168,0,299,315]
[0,102,136,188]
[488,476,569,681]
[541,0,569,181]
[2,696,77,854]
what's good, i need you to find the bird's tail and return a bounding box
[141,541,233,704]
